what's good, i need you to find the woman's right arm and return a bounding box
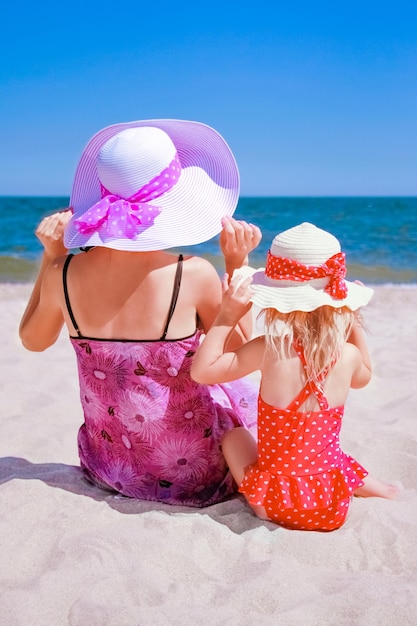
[219,217,262,343]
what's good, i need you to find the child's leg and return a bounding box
[354,474,399,499]
[222,427,269,520]
[222,427,257,484]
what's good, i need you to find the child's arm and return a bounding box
[191,274,264,385]
[347,312,372,388]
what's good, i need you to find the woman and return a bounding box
[20,119,261,507]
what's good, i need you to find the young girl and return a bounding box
[191,222,397,530]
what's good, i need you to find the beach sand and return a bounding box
[1,284,416,625]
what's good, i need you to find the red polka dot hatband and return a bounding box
[234,223,373,312]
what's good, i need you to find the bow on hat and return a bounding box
[73,155,181,239]
[265,251,348,299]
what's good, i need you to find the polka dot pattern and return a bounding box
[65,119,240,252]
[264,250,348,299]
[74,155,182,239]
[239,344,367,531]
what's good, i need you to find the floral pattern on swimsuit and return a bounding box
[72,331,257,507]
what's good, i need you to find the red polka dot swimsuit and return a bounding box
[239,344,368,531]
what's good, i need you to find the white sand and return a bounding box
[1,284,416,625]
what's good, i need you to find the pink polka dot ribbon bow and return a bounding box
[265,251,348,299]
[74,154,182,239]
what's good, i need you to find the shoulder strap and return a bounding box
[286,382,329,412]
[62,254,82,337]
[160,254,183,340]
[287,342,329,411]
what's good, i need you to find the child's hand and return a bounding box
[36,209,73,259]
[216,273,253,325]
[220,216,262,268]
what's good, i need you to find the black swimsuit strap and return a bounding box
[62,254,82,337]
[63,253,184,341]
[160,254,183,340]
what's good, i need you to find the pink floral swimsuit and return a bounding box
[239,343,368,530]
[63,254,257,507]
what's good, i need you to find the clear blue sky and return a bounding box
[2,1,417,196]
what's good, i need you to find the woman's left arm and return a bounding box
[19,210,72,351]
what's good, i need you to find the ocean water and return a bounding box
[1,196,416,284]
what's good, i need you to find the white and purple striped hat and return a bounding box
[64,119,240,251]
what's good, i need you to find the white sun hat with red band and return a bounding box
[64,119,240,251]
[234,222,373,312]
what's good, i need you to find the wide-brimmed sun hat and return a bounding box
[64,119,240,251]
[234,222,373,312]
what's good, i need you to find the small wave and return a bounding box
[0,256,40,283]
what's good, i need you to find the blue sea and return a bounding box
[1,196,416,285]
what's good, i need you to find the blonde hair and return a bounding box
[263,306,357,389]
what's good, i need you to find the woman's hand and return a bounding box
[36,209,73,259]
[220,216,262,269]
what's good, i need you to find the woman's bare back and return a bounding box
[59,247,222,341]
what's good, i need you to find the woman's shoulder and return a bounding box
[44,253,71,285]
[182,254,220,281]
[182,253,216,269]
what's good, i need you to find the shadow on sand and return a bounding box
[0,456,273,534]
